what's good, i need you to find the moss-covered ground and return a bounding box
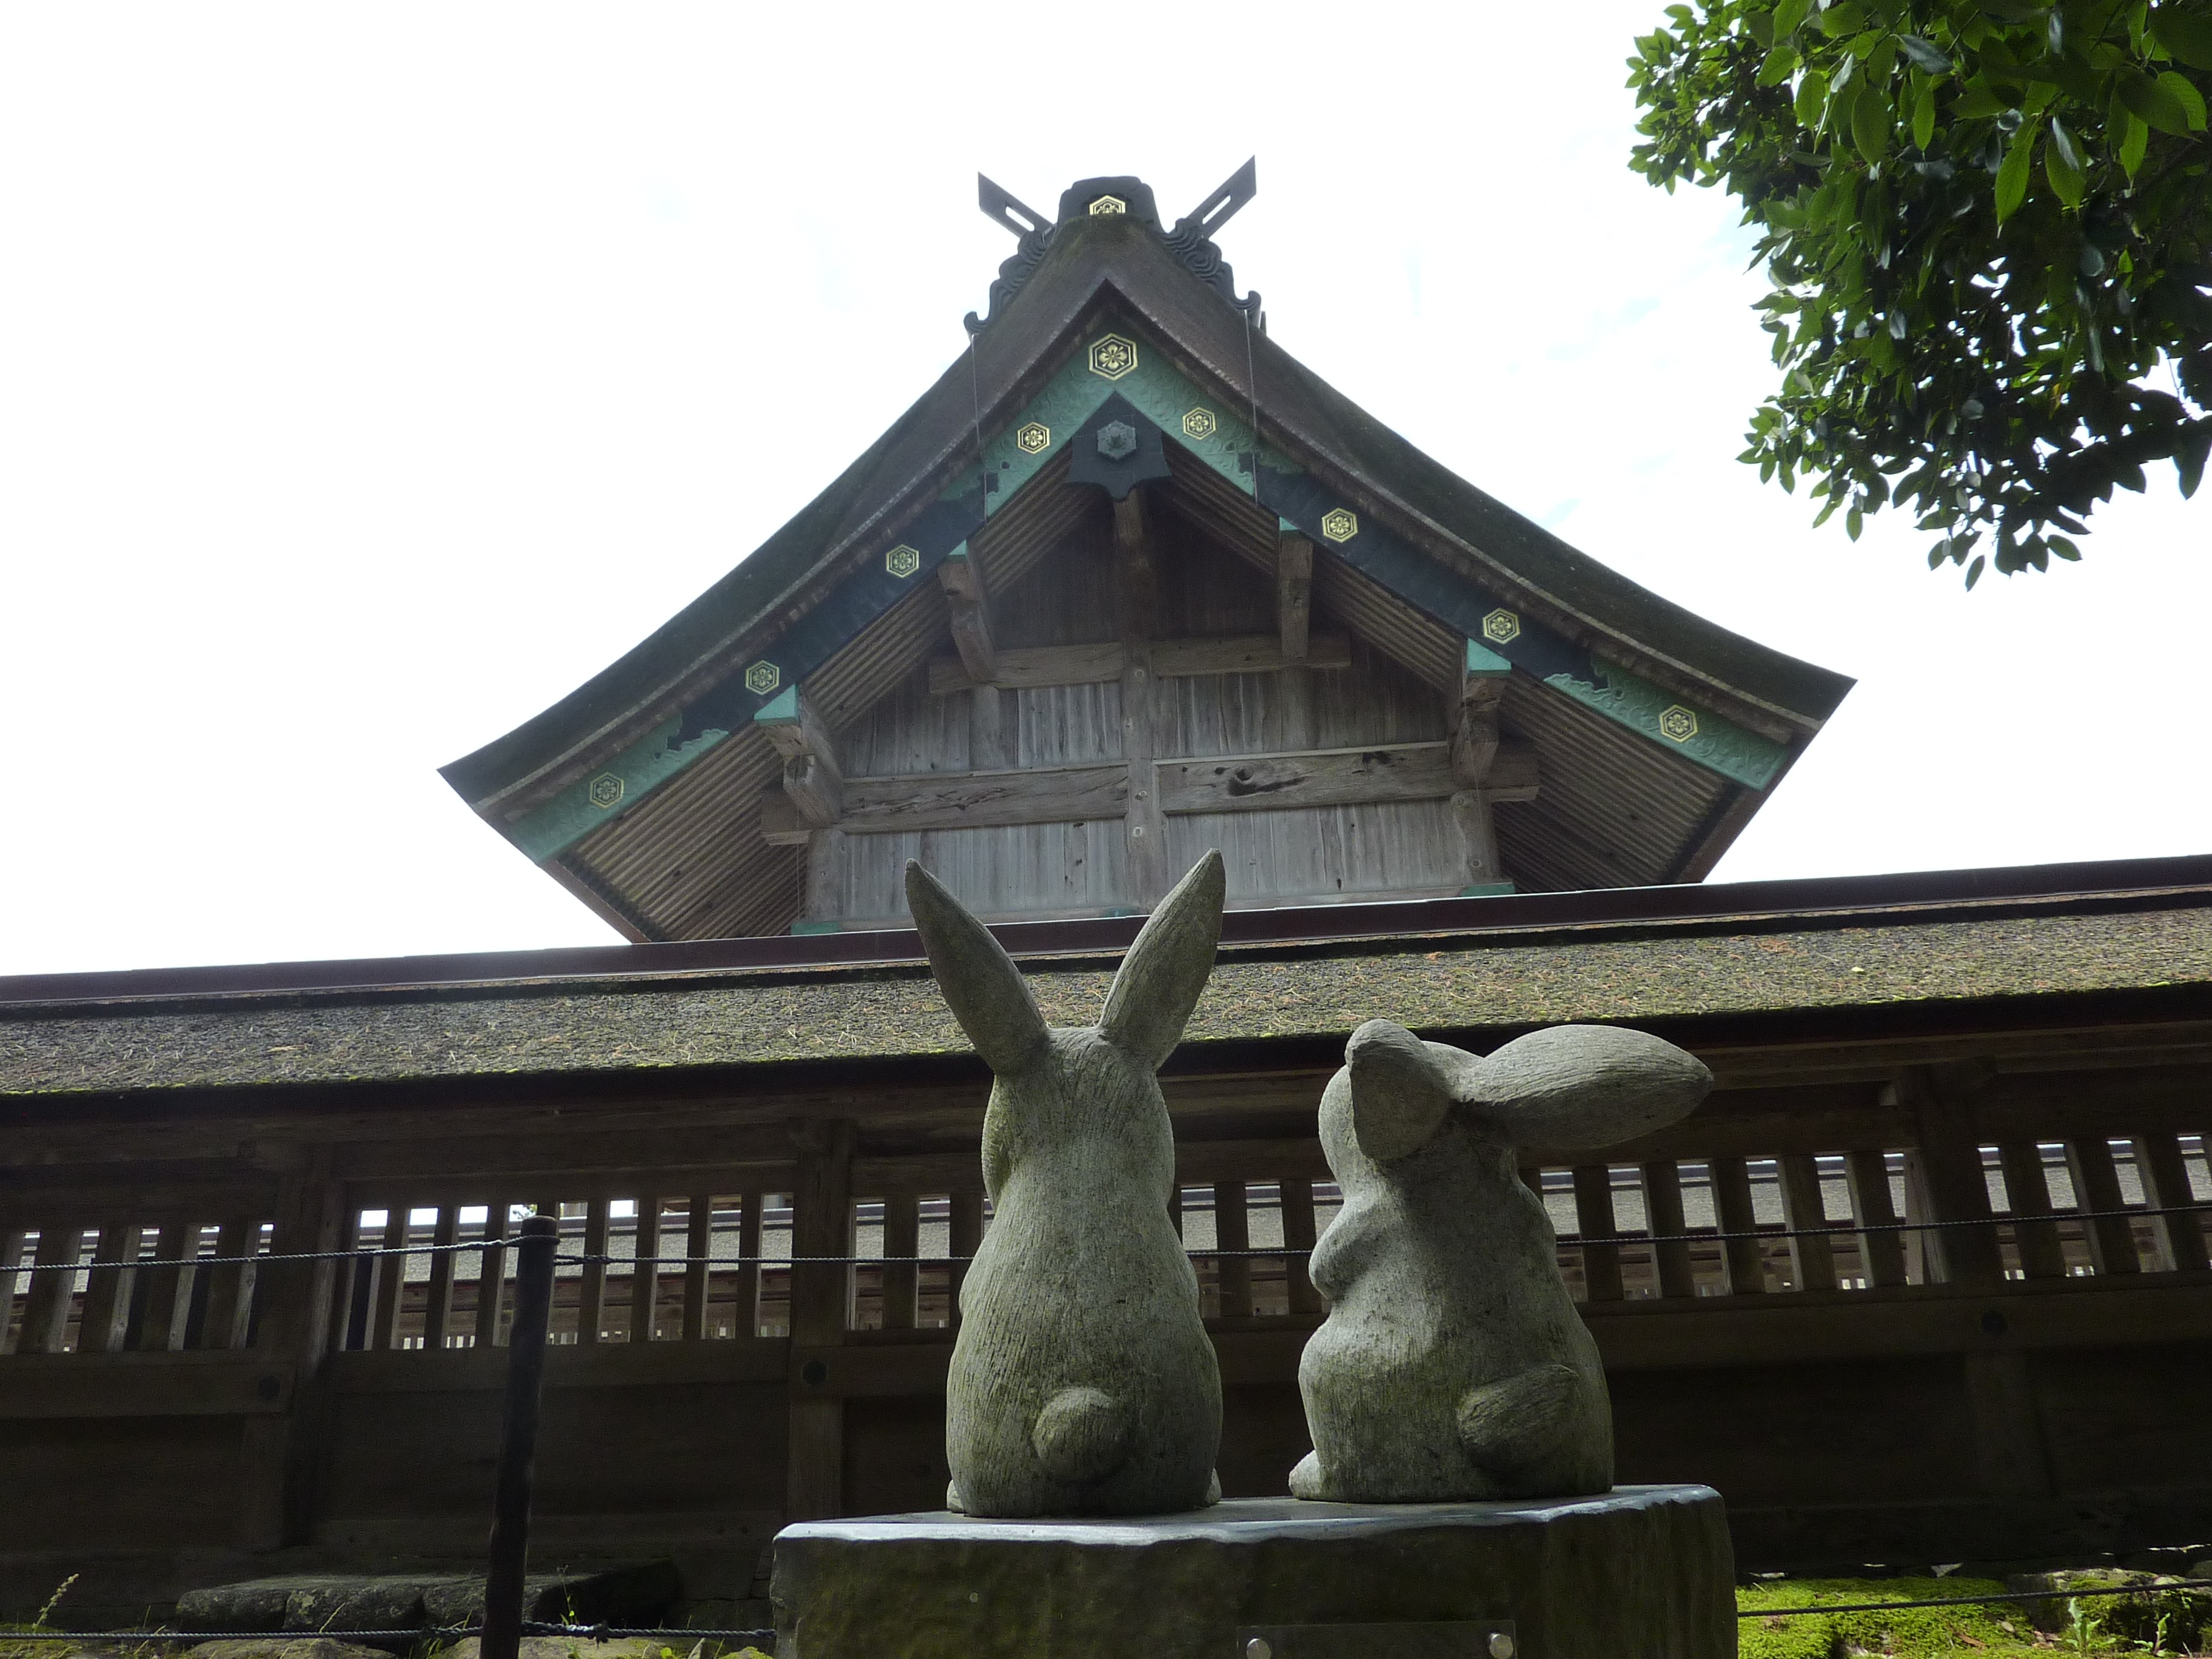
[1739,1577,2211,1659]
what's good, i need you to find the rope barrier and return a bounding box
[8,1203,2204,1274]
[2,1624,777,1645]
[1739,1579,2211,1618]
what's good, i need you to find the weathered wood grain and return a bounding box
[927,634,1352,694]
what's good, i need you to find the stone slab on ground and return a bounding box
[173,1566,679,1643]
[442,1637,765,1659]
[772,1483,1734,1659]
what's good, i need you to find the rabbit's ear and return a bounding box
[1346,1021,1460,1162]
[905,860,1049,1074]
[1099,851,1225,1069]
[1458,1025,1711,1149]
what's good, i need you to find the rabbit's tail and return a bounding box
[1031,1386,1132,1485]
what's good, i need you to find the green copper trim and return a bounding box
[1543,657,1786,791]
[1460,882,1518,897]
[514,716,723,864]
[1464,638,1513,677]
[752,686,800,726]
[789,919,842,935]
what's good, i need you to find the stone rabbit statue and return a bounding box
[905,850,1227,1517]
[1291,1018,1711,1503]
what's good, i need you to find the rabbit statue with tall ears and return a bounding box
[1291,1019,1712,1503]
[905,850,1227,1518]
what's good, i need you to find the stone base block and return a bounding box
[772,1483,1734,1659]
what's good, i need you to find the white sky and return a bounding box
[3,4,2207,977]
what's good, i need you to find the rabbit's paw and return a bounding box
[945,1478,968,1514]
[1030,1386,1131,1484]
[1205,1469,1222,1506]
[1288,1450,1329,1501]
[1456,1362,1593,1486]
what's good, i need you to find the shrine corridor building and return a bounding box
[3,172,2208,1622]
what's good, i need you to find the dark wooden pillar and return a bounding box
[243,1153,343,1550]
[786,1119,855,1521]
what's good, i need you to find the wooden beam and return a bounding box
[1160,742,1534,816]
[928,634,1351,695]
[937,547,996,685]
[1112,486,1159,643]
[761,745,1532,843]
[1276,534,1313,663]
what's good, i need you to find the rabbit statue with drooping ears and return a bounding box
[1291,1018,1712,1503]
[905,850,1226,1518]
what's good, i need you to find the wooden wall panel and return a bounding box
[840,821,1130,924]
[1168,800,1463,907]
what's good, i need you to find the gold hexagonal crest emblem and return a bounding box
[885,544,921,579]
[1319,508,1358,543]
[586,773,624,810]
[1658,705,1700,743]
[1088,333,1138,381]
[1088,195,1127,216]
[1182,407,1218,441]
[1015,421,1051,455]
[743,661,781,697]
[1481,608,1521,645]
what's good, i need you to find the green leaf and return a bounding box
[1912,78,1937,149]
[2046,116,2086,206]
[1817,1,1866,36]
[1772,0,1812,38]
[1965,554,1986,589]
[2120,107,2151,178]
[2117,65,2194,133]
[1955,76,2009,116]
[1795,67,1831,127]
[1759,43,1801,85]
[1898,33,1953,73]
[2159,69,2208,130]
[1852,81,1893,162]
[2150,7,2212,69]
[1996,122,2037,221]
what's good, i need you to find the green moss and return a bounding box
[1739,1578,2065,1659]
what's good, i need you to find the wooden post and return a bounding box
[478,1204,512,1346]
[576,1198,611,1343]
[1642,1161,1697,1300]
[76,1223,134,1355]
[2139,1133,2210,1273]
[1778,1154,1838,1292]
[948,1190,982,1329]
[1710,1157,1767,1295]
[1845,1150,1909,1288]
[736,1191,763,1339]
[422,1205,458,1352]
[1570,1167,1623,1302]
[1276,534,1313,662]
[787,1120,855,1521]
[243,1156,343,1551]
[1997,1144,2068,1280]
[1215,1182,1252,1318]
[17,1224,79,1355]
[482,1215,558,1659]
[1116,486,1168,907]
[1280,1178,1323,1315]
[682,1193,714,1341]
[882,1190,919,1332]
[1899,1068,2006,1290]
[135,1220,189,1352]
[2066,1136,2142,1275]
[970,683,1012,772]
[372,1207,409,1349]
[629,1196,664,1342]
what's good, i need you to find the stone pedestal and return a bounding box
[772,1483,1734,1659]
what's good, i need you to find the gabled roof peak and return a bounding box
[970,160,1260,333]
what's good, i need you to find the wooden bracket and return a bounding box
[937,546,996,685]
[1450,637,1515,788]
[756,688,845,830]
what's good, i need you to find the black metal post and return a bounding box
[482,1212,558,1659]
